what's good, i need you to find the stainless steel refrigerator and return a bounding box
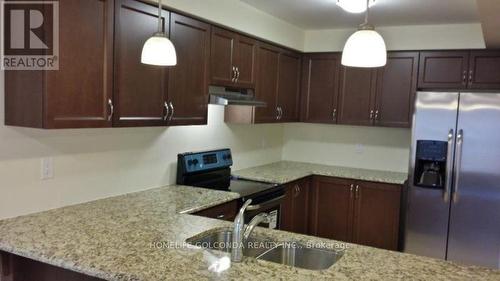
[405,91,500,269]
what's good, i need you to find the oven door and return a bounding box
[243,188,285,230]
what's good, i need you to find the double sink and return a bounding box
[186,228,344,271]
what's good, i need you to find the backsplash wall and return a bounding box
[282,123,411,173]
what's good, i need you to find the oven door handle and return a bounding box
[246,195,286,211]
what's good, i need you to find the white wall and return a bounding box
[282,123,411,173]
[304,23,485,52]
[0,69,283,219]
[162,0,305,50]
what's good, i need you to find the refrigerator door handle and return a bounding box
[453,129,464,203]
[444,129,455,202]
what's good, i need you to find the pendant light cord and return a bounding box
[157,0,162,33]
[363,0,369,25]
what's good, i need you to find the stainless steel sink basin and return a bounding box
[256,242,344,270]
[186,229,274,258]
[186,229,344,270]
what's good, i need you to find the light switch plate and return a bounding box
[41,158,54,180]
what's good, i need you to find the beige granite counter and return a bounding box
[233,161,409,185]
[1,184,499,280]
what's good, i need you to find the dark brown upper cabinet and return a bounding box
[114,0,169,127]
[167,13,211,126]
[210,27,257,88]
[277,51,301,122]
[418,51,470,89]
[375,52,419,128]
[5,0,114,128]
[300,53,341,124]
[338,67,378,126]
[254,43,280,123]
[468,50,500,89]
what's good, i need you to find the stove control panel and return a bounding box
[178,149,233,174]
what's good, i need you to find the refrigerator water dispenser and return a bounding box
[414,140,448,188]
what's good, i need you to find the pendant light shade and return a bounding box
[141,33,177,66]
[342,27,386,67]
[341,0,386,67]
[141,0,177,66]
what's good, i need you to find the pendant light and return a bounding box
[341,0,386,68]
[141,0,177,66]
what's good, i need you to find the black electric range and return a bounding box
[177,149,285,228]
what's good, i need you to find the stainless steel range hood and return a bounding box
[209,86,266,107]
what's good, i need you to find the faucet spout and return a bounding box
[231,199,252,262]
[243,213,269,241]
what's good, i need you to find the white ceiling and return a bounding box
[241,0,480,29]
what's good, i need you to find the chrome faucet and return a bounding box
[231,199,269,262]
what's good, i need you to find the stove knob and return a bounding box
[192,159,199,165]
[187,160,194,166]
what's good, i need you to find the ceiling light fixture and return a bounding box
[141,0,177,66]
[341,0,386,68]
[336,0,376,14]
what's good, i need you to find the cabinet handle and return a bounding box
[355,185,360,199]
[107,99,114,121]
[468,70,473,85]
[332,108,337,121]
[375,110,380,121]
[350,184,354,198]
[235,67,240,82]
[462,70,467,85]
[279,107,283,120]
[294,185,300,197]
[369,110,374,120]
[231,66,236,82]
[163,102,170,121]
[216,214,225,219]
[168,101,174,121]
[276,107,280,120]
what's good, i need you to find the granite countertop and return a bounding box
[1,184,499,281]
[233,161,409,185]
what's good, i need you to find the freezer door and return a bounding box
[405,92,459,259]
[447,93,500,269]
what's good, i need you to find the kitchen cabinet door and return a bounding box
[210,27,236,86]
[254,43,280,123]
[352,182,401,251]
[338,67,377,126]
[234,35,257,88]
[309,176,354,242]
[113,0,168,127]
[167,13,210,126]
[468,50,500,89]
[418,51,470,89]
[301,54,341,124]
[281,178,310,234]
[374,52,419,128]
[277,51,301,122]
[6,0,114,129]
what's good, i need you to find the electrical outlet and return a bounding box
[41,158,54,180]
[355,144,365,154]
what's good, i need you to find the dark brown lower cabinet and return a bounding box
[193,200,238,221]
[352,182,402,251]
[309,176,402,251]
[281,178,310,234]
[1,251,104,281]
[309,177,354,242]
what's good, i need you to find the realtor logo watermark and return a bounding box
[1,1,59,70]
